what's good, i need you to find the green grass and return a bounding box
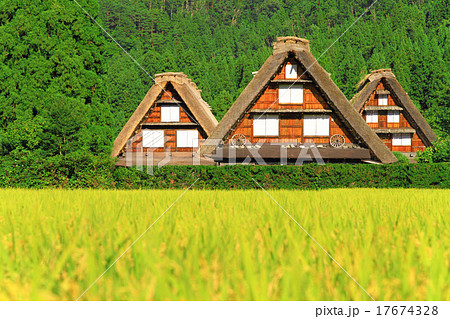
[0,189,449,300]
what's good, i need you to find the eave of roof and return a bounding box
[351,69,437,147]
[112,73,218,158]
[202,38,397,164]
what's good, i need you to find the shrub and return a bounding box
[0,155,449,189]
[417,139,450,163]
[393,151,410,164]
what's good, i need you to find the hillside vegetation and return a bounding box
[0,0,449,164]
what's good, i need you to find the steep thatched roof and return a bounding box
[201,37,397,164]
[351,69,436,147]
[112,72,218,157]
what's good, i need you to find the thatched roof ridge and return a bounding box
[351,69,395,107]
[273,36,310,53]
[351,69,437,146]
[355,69,394,91]
[112,72,218,157]
[155,72,202,94]
[201,38,397,164]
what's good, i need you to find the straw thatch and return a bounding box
[351,69,436,147]
[201,37,397,164]
[112,72,218,158]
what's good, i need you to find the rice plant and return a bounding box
[0,189,448,300]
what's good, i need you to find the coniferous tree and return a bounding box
[0,0,112,157]
[1,0,449,159]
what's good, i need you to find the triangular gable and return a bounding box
[201,37,397,164]
[351,69,436,147]
[112,72,218,157]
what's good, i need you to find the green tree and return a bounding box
[0,0,112,158]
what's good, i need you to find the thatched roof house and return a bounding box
[351,69,436,153]
[112,72,218,165]
[201,37,397,164]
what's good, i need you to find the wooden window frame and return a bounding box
[378,94,388,106]
[253,114,279,137]
[279,84,303,104]
[285,63,298,79]
[303,114,330,137]
[365,110,378,123]
[142,130,165,148]
[161,105,180,122]
[176,130,199,148]
[387,110,400,123]
[392,133,412,146]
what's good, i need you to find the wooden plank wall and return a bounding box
[361,81,425,152]
[226,59,353,145]
[144,86,195,124]
[127,85,205,153]
[129,130,203,153]
[411,133,426,153]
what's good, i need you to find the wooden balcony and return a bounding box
[209,144,371,161]
[365,105,403,111]
[271,79,313,83]
[156,99,183,104]
[374,128,416,134]
[141,122,198,128]
[116,152,216,167]
[249,108,332,114]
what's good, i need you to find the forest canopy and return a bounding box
[0,0,449,161]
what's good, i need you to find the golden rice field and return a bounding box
[0,188,448,301]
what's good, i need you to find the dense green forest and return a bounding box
[0,0,449,164]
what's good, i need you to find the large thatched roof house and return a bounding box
[112,72,218,166]
[200,37,397,164]
[351,69,436,153]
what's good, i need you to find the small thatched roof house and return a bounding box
[351,69,436,153]
[201,37,397,164]
[112,72,218,165]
